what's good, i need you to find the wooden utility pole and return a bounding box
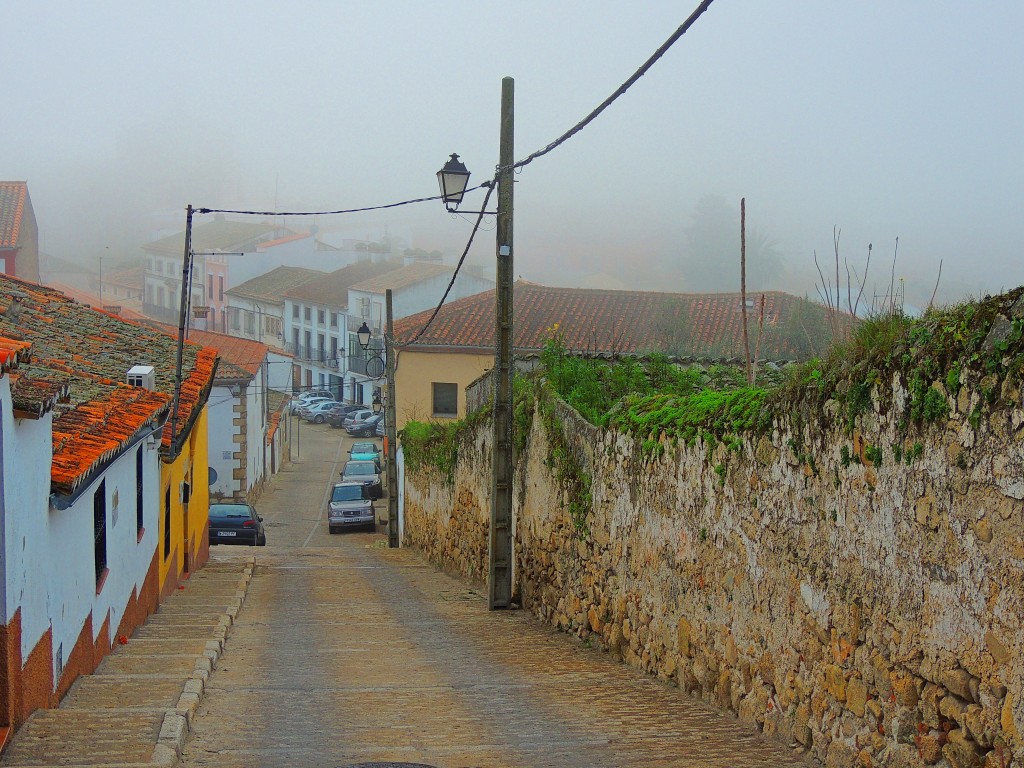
[489,77,514,610]
[740,197,752,385]
[385,289,399,549]
[169,204,195,454]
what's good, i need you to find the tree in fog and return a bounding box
[680,195,786,292]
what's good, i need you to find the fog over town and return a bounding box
[6,2,1023,310]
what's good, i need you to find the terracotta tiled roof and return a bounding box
[9,373,70,418]
[349,262,454,293]
[226,265,327,304]
[0,273,218,494]
[0,336,31,370]
[0,182,29,248]
[283,258,406,306]
[256,232,312,250]
[393,282,843,361]
[154,325,269,381]
[142,218,286,256]
[46,281,149,321]
[103,265,145,290]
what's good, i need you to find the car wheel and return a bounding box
[314,415,325,424]
[329,526,337,534]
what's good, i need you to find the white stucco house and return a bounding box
[178,328,279,501]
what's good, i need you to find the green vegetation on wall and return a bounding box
[401,288,1024,535]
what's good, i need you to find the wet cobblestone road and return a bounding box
[180,423,814,768]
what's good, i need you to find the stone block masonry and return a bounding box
[404,378,1024,767]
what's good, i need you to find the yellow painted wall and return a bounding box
[394,350,492,430]
[158,406,211,592]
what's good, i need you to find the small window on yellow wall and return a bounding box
[432,382,458,417]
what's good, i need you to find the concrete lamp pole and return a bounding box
[437,77,515,609]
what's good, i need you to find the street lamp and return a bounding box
[436,153,471,212]
[356,321,372,351]
[372,391,383,414]
[436,76,515,611]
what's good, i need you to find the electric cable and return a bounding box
[397,180,496,346]
[195,184,491,218]
[508,0,715,172]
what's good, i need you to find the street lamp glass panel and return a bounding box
[437,153,470,206]
[372,394,383,414]
[357,322,371,350]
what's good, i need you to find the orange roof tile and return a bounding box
[46,281,150,321]
[349,262,455,293]
[256,232,312,250]
[0,336,31,370]
[0,272,217,494]
[0,182,28,248]
[151,324,269,380]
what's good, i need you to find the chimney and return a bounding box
[127,365,156,391]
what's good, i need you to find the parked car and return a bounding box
[341,459,383,499]
[291,395,332,414]
[328,404,365,428]
[302,401,344,423]
[349,441,382,463]
[347,413,383,437]
[375,417,385,437]
[209,503,266,546]
[327,482,375,533]
[341,409,375,430]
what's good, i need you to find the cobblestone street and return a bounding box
[179,422,813,768]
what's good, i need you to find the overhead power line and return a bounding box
[196,185,491,218]
[509,0,716,172]
[403,0,717,341]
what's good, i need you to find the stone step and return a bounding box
[0,712,160,765]
[101,638,210,657]
[60,677,183,710]
[95,654,203,676]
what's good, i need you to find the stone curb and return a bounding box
[150,555,256,766]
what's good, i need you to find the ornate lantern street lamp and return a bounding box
[436,153,471,212]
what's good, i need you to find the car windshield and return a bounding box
[344,463,376,476]
[331,485,365,501]
[210,505,252,519]
[351,443,378,453]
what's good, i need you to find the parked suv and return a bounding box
[341,459,383,499]
[327,482,375,533]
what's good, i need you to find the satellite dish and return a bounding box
[208,467,218,485]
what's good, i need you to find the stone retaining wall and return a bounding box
[403,380,1024,768]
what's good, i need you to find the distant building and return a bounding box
[282,258,407,402]
[0,182,40,282]
[224,265,328,352]
[142,216,288,331]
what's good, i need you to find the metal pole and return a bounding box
[489,76,514,609]
[169,204,194,454]
[385,289,399,548]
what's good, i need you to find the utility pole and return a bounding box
[169,204,195,454]
[385,289,399,548]
[489,76,514,609]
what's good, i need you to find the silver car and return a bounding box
[328,482,375,533]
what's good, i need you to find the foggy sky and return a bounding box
[5,1,1023,306]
